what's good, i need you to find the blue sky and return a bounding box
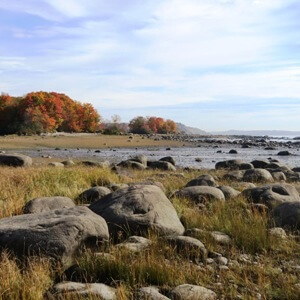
[0,0,299,131]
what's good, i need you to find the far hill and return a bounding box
[176,123,208,135]
[212,130,300,136]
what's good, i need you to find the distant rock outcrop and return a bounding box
[175,123,208,135]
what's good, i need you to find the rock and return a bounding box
[292,167,300,172]
[242,184,300,209]
[223,170,245,181]
[210,231,232,246]
[165,235,207,258]
[215,159,245,170]
[48,162,65,168]
[278,151,292,156]
[0,153,32,167]
[186,175,217,187]
[130,155,148,167]
[52,282,116,299]
[268,227,287,239]
[136,286,170,300]
[81,161,110,168]
[243,169,274,183]
[118,160,146,170]
[251,160,269,169]
[175,186,225,203]
[217,186,240,200]
[148,161,176,171]
[232,182,256,190]
[117,236,152,253]
[0,207,109,265]
[159,156,176,166]
[89,185,184,237]
[229,149,238,154]
[271,172,287,181]
[216,256,228,266]
[23,196,75,214]
[77,186,111,203]
[109,183,129,191]
[171,284,217,300]
[61,160,75,166]
[272,202,300,230]
[130,181,166,192]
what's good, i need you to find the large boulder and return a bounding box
[251,160,269,169]
[242,184,300,209]
[0,153,32,167]
[0,207,109,265]
[215,159,249,170]
[77,186,111,203]
[175,186,225,203]
[217,186,240,200]
[89,185,184,237]
[272,202,300,230]
[23,196,75,214]
[171,284,217,300]
[186,175,217,187]
[242,169,274,183]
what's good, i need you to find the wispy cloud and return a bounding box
[0,0,299,130]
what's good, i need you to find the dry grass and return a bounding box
[0,166,299,299]
[0,134,186,150]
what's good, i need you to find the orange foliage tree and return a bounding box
[0,91,101,135]
[129,116,177,134]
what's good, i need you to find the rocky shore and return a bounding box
[0,151,299,299]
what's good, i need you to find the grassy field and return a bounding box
[0,166,299,299]
[0,134,186,150]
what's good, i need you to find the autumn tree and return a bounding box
[0,91,101,135]
[128,116,177,134]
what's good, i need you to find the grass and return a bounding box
[0,134,186,150]
[0,165,299,299]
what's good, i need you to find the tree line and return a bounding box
[0,91,177,135]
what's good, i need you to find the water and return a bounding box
[20,145,300,169]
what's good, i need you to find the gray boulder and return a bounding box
[242,184,300,209]
[24,196,75,214]
[171,284,217,300]
[116,236,152,253]
[251,160,269,169]
[0,206,109,265]
[136,287,170,300]
[272,202,300,230]
[186,175,217,187]
[118,160,146,170]
[243,169,274,183]
[175,186,225,203]
[159,156,176,166]
[165,235,207,258]
[215,159,245,170]
[89,185,184,237]
[48,162,64,168]
[271,171,287,181]
[223,170,245,181]
[217,186,240,200]
[52,282,116,299]
[148,161,176,171]
[77,186,111,203]
[0,153,32,167]
[131,155,148,166]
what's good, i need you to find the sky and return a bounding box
[0,0,299,132]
